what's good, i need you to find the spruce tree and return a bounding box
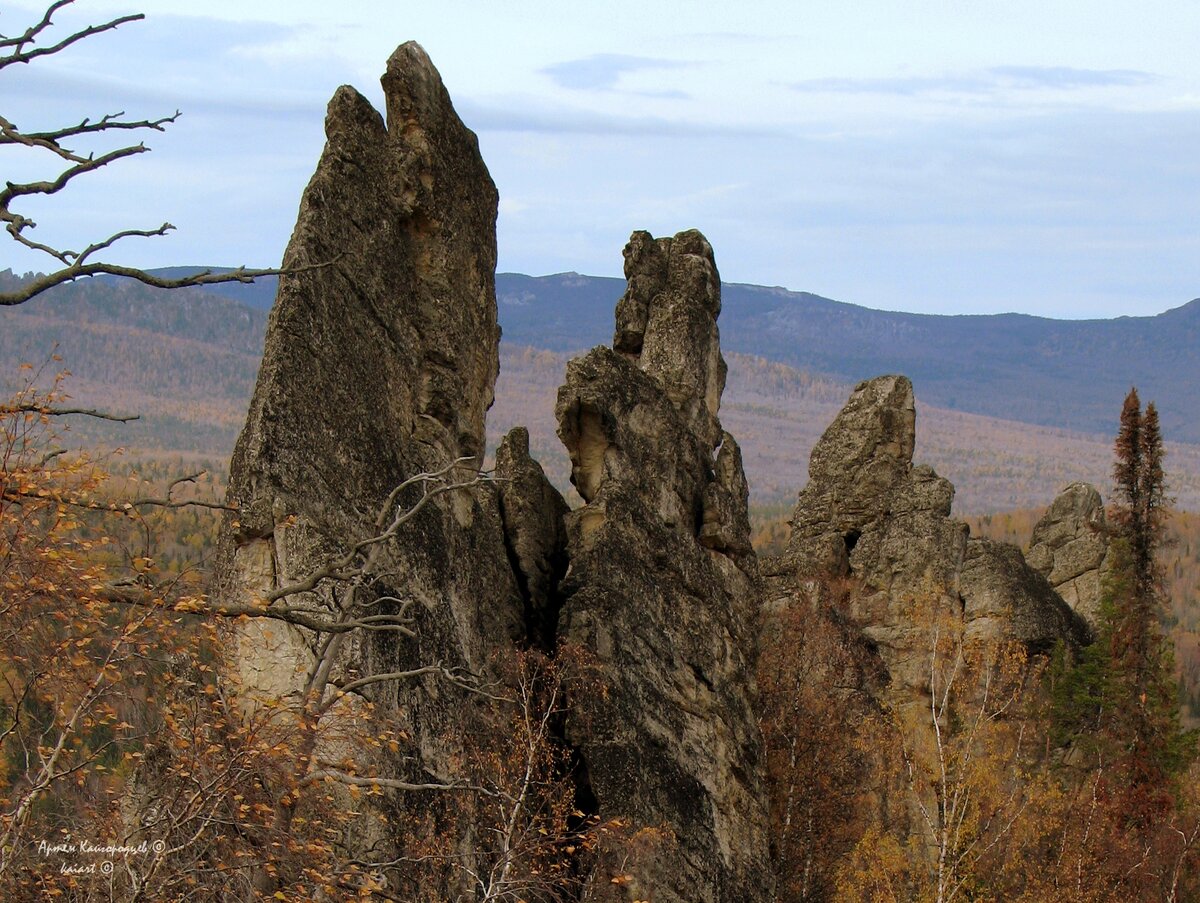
[1050,389,1194,824]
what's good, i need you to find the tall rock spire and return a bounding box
[211,44,527,893]
[555,229,773,903]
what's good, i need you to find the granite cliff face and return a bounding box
[555,230,772,903]
[211,43,531,890]
[768,375,1088,691]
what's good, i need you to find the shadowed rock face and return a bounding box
[555,230,773,903]
[1027,481,1111,629]
[495,426,570,649]
[771,374,1088,691]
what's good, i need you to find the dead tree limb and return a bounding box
[0,2,298,306]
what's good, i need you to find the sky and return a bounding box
[4,0,1200,317]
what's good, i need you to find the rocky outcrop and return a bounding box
[211,41,526,870]
[495,426,570,649]
[770,375,1088,691]
[1027,481,1111,628]
[207,37,1104,903]
[208,36,775,899]
[961,538,1090,651]
[555,230,773,903]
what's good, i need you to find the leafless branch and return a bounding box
[0,2,142,68]
[0,261,300,308]
[2,402,139,422]
[298,768,468,794]
[264,457,484,602]
[0,1,313,306]
[0,111,176,158]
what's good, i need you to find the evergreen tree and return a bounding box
[1051,389,1194,825]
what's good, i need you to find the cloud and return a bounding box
[0,13,354,130]
[988,66,1158,89]
[791,66,1159,97]
[540,53,691,91]
[791,75,986,96]
[458,97,778,138]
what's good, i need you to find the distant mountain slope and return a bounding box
[492,273,1200,444]
[0,272,265,453]
[121,267,1200,443]
[2,269,1198,512]
[490,346,1200,513]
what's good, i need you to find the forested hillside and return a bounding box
[493,345,1200,512]
[3,270,1199,513]
[494,272,1200,443]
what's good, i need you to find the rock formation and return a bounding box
[768,374,1088,691]
[210,43,532,892]
[555,230,773,903]
[207,37,1113,903]
[1027,481,1112,628]
[211,41,775,900]
[495,426,570,649]
[761,375,1092,880]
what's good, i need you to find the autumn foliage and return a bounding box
[757,389,1200,901]
[0,371,648,901]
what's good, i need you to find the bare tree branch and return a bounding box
[0,1,313,307]
[264,457,483,602]
[298,768,468,794]
[2,402,139,422]
[0,3,142,68]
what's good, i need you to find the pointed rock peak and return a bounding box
[613,228,727,450]
[807,374,915,489]
[325,84,386,143]
[781,373,943,579]
[1039,481,1105,524]
[551,232,772,900]
[227,42,499,535]
[387,39,435,73]
[382,41,455,133]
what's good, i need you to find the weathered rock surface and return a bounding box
[1027,481,1111,628]
[211,39,525,861]
[495,426,569,648]
[556,230,773,903]
[770,375,1088,691]
[961,537,1090,651]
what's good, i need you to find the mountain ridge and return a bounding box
[2,267,1197,510]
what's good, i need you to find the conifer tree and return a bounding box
[1052,388,1194,826]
